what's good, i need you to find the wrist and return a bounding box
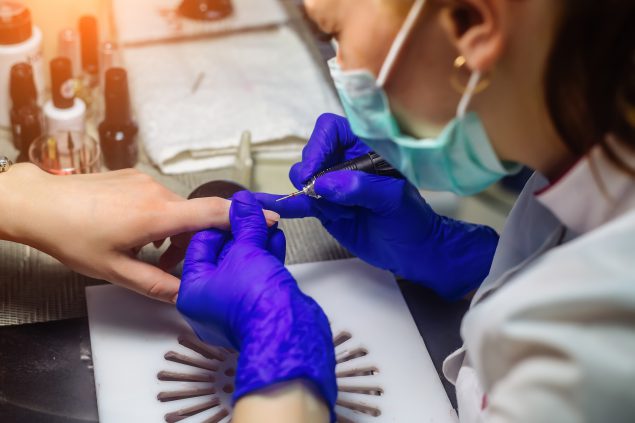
[404,217,499,300]
[233,288,337,422]
[0,163,49,243]
[234,380,330,423]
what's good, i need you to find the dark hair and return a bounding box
[545,0,635,176]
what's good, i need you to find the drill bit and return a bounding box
[276,190,304,202]
[276,152,402,202]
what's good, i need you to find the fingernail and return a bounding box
[264,210,281,222]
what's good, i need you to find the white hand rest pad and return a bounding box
[87,259,458,422]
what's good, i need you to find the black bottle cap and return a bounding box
[188,180,245,200]
[50,57,75,109]
[177,0,233,21]
[79,15,98,75]
[10,62,37,108]
[0,2,33,44]
[104,67,132,124]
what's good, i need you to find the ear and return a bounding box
[439,0,505,72]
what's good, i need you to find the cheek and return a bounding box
[385,16,461,130]
[338,31,390,75]
[304,0,338,34]
[336,5,403,75]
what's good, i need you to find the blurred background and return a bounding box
[0,2,528,420]
[7,0,524,232]
[0,0,525,329]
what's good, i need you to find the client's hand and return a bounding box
[0,164,279,303]
[177,191,337,420]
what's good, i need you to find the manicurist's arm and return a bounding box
[255,114,498,300]
[177,191,338,422]
[0,162,279,303]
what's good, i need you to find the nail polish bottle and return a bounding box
[43,57,86,134]
[58,28,82,78]
[10,62,43,161]
[99,41,120,91]
[0,1,44,127]
[95,40,120,121]
[78,15,99,113]
[98,67,138,169]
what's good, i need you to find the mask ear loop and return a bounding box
[457,70,482,118]
[377,0,427,87]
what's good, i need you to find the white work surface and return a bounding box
[123,25,343,174]
[113,0,289,46]
[87,258,457,423]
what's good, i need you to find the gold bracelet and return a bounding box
[0,156,12,173]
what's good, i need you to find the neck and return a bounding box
[477,67,579,182]
[484,108,578,181]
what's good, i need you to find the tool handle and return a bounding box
[313,152,403,180]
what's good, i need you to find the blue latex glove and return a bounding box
[255,114,499,300]
[177,191,337,421]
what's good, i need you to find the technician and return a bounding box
[177,0,635,422]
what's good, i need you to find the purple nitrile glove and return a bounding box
[255,113,499,300]
[177,191,337,421]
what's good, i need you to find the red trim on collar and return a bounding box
[533,156,584,196]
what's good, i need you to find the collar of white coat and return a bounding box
[535,137,635,235]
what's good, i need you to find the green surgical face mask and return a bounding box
[328,0,520,196]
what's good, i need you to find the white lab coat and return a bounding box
[443,143,635,423]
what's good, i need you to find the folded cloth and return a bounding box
[113,0,288,46]
[123,26,343,174]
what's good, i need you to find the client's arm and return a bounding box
[0,163,279,302]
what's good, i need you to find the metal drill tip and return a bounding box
[276,191,303,202]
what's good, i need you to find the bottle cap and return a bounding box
[50,57,75,109]
[0,1,32,45]
[10,62,37,107]
[79,15,99,75]
[177,0,233,21]
[104,67,131,124]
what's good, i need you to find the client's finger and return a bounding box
[111,257,182,304]
[159,197,280,237]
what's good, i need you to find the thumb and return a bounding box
[183,230,227,270]
[230,191,268,248]
[267,228,287,264]
[314,171,405,213]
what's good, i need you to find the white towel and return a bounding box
[123,26,343,174]
[113,0,289,46]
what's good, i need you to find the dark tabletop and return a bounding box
[0,283,468,422]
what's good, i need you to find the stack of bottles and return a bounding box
[3,2,138,170]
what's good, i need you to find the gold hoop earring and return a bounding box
[618,93,635,127]
[450,56,491,94]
